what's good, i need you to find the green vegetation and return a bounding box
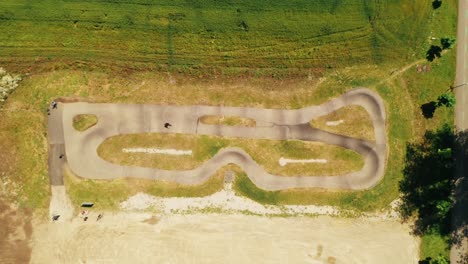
[440,37,456,49]
[399,126,467,262]
[310,105,374,141]
[64,166,225,210]
[98,133,364,176]
[437,92,456,107]
[65,169,131,210]
[399,125,455,236]
[72,114,98,131]
[234,172,281,205]
[0,108,50,208]
[420,233,450,264]
[227,44,456,210]
[0,1,436,75]
[200,115,256,127]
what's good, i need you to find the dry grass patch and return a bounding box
[64,165,225,210]
[310,105,375,141]
[199,115,256,127]
[97,133,364,176]
[72,114,98,132]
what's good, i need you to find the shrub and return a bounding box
[0,67,22,103]
[440,37,455,49]
[437,92,456,108]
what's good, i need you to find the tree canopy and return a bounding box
[400,126,468,263]
[437,92,456,108]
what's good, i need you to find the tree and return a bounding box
[399,124,455,236]
[437,92,456,107]
[419,255,450,264]
[433,255,449,264]
[440,37,456,49]
[399,126,468,263]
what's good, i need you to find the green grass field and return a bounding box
[0,0,433,74]
[97,133,364,176]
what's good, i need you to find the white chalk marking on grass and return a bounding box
[325,119,344,126]
[122,148,192,156]
[279,157,327,167]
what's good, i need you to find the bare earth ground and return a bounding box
[30,212,419,264]
[0,199,32,264]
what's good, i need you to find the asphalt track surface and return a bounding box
[48,88,387,191]
[47,103,66,186]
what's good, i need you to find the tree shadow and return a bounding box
[432,0,442,9]
[451,130,468,263]
[427,45,442,62]
[421,101,437,119]
[400,126,468,262]
[399,124,455,236]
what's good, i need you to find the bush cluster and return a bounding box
[0,67,21,102]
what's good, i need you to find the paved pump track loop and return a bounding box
[48,88,387,191]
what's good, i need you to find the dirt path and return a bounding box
[30,213,418,264]
[49,185,75,222]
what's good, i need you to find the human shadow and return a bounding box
[426,45,442,62]
[421,101,437,119]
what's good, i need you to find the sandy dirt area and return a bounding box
[0,199,32,264]
[30,212,419,264]
[49,185,74,222]
[120,190,340,216]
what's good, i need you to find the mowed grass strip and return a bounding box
[97,133,364,176]
[72,114,98,131]
[310,105,375,141]
[199,115,256,127]
[0,1,431,72]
